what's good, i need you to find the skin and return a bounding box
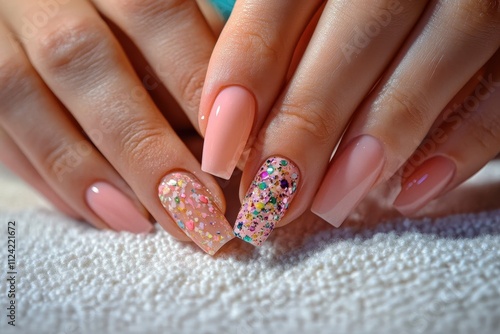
[0,0,499,247]
[200,0,500,229]
[0,0,224,239]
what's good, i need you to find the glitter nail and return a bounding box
[233,157,300,246]
[158,172,234,255]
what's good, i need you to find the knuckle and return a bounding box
[116,118,166,164]
[279,99,339,145]
[386,88,432,135]
[240,31,280,63]
[112,0,193,30]
[33,16,114,82]
[229,18,283,64]
[0,55,33,107]
[176,65,205,113]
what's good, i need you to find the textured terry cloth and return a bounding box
[0,165,499,334]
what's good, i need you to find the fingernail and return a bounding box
[234,157,300,246]
[158,172,234,255]
[394,156,456,216]
[202,86,255,179]
[311,135,385,227]
[86,182,153,233]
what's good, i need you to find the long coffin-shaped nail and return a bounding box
[234,157,300,246]
[311,135,385,227]
[202,86,256,179]
[394,156,456,216]
[86,182,153,233]
[158,172,234,255]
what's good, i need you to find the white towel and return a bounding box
[0,166,499,334]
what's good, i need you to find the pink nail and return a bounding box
[311,135,385,227]
[202,86,255,179]
[394,156,456,216]
[86,182,152,233]
[234,157,300,246]
[158,172,234,255]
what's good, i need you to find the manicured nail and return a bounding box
[394,156,456,216]
[311,135,385,227]
[86,182,152,233]
[234,157,300,246]
[158,172,234,255]
[202,86,255,179]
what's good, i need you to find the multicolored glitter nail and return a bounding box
[158,172,234,255]
[234,157,300,246]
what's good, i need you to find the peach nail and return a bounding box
[158,172,234,255]
[202,86,255,179]
[394,156,456,216]
[311,135,385,227]
[86,182,152,233]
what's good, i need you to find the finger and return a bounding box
[311,0,500,227]
[232,0,430,246]
[100,0,228,132]
[286,2,325,82]
[91,0,216,131]
[393,51,500,216]
[0,128,80,218]
[0,19,152,233]
[104,19,193,133]
[409,160,500,217]
[199,0,323,179]
[2,0,234,254]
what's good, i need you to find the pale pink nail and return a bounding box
[86,182,152,233]
[311,135,385,227]
[158,172,234,255]
[202,86,255,179]
[394,156,456,216]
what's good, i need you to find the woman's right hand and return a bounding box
[199,0,500,246]
[0,0,235,256]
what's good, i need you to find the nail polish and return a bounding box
[394,156,456,216]
[234,157,300,246]
[311,135,385,227]
[158,172,234,255]
[86,182,152,233]
[202,86,255,179]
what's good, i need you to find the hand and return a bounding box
[198,0,500,245]
[0,0,235,255]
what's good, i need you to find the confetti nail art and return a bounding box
[158,172,234,255]
[234,157,300,246]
